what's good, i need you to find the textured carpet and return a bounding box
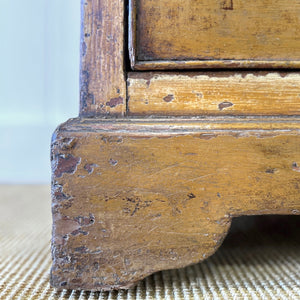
[0,185,299,299]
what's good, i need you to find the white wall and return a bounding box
[0,0,80,183]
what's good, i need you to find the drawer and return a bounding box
[129,0,300,69]
[128,72,300,116]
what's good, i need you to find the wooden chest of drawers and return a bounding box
[50,0,300,291]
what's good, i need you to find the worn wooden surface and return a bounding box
[130,0,300,69]
[80,0,126,116]
[51,118,300,291]
[128,72,300,116]
[51,0,300,292]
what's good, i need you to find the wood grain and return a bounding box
[128,72,300,116]
[51,118,300,291]
[52,0,300,292]
[130,0,300,69]
[80,0,126,116]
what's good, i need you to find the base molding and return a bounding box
[51,117,300,291]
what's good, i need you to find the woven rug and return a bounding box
[0,185,299,299]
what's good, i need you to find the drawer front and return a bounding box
[128,72,300,116]
[129,0,300,69]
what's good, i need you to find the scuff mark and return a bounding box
[150,213,162,218]
[170,193,197,215]
[53,217,80,241]
[199,133,217,140]
[182,193,196,208]
[93,262,100,271]
[53,213,95,244]
[53,184,71,202]
[187,193,196,199]
[71,229,88,236]
[54,154,81,178]
[75,246,89,253]
[82,41,87,57]
[60,282,67,287]
[218,101,233,110]
[265,168,277,174]
[106,97,123,107]
[80,70,95,110]
[192,91,203,98]
[292,162,300,172]
[84,163,99,174]
[221,0,233,10]
[60,138,77,150]
[122,197,152,216]
[87,93,95,105]
[109,158,118,166]
[163,94,174,102]
[101,136,123,144]
[74,213,95,226]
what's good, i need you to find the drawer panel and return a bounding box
[129,0,300,69]
[128,72,300,115]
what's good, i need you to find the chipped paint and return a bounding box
[218,101,234,110]
[60,138,77,150]
[53,155,81,178]
[84,163,99,174]
[109,158,118,166]
[292,162,300,172]
[51,119,300,291]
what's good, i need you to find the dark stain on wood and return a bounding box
[221,0,234,10]
[106,97,124,108]
[163,94,174,102]
[265,168,277,174]
[80,70,95,109]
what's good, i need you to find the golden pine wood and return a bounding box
[130,0,300,69]
[128,72,300,115]
[80,0,126,116]
[51,118,300,290]
[51,0,300,292]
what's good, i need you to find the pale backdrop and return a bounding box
[0,0,80,183]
